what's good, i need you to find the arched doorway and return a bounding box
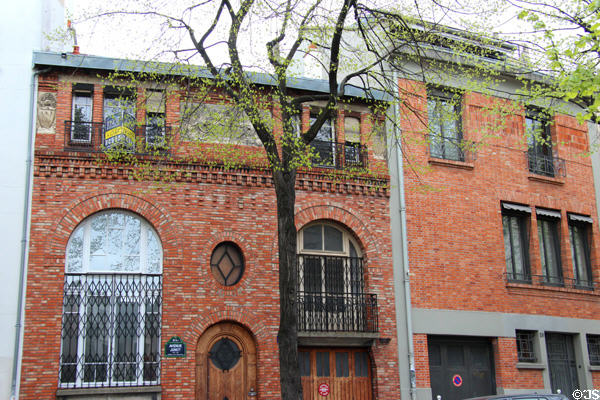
[196,322,257,400]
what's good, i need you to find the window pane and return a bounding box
[67,226,84,273]
[344,117,360,143]
[354,351,369,377]
[84,295,110,383]
[570,224,591,285]
[336,352,349,377]
[510,218,524,275]
[147,230,161,273]
[539,219,561,282]
[324,225,343,252]
[303,225,322,250]
[299,352,311,376]
[113,299,139,382]
[316,351,330,376]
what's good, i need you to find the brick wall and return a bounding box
[19,71,400,399]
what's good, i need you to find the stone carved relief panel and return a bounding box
[37,92,57,133]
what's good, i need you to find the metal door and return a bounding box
[428,336,496,400]
[546,333,579,398]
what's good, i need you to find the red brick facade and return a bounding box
[399,78,600,394]
[19,63,400,399]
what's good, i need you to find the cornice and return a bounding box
[34,151,389,197]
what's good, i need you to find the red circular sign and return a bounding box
[452,374,463,387]
[318,383,330,396]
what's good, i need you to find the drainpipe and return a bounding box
[10,64,50,400]
[391,69,417,400]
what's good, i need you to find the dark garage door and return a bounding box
[428,336,496,400]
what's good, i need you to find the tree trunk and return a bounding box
[273,168,302,400]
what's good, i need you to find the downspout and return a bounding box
[10,64,50,400]
[391,69,417,400]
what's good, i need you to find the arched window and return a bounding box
[59,210,163,388]
[297,223,372,332]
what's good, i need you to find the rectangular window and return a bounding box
[427,88,463,161]
[537,209,563,285]
[145,89,166,150]
[316,351,330,376]
[335,352,349,377]
[103,87,136,150]
[588,334,600,366]
[516,330,537,362]
[299,351,311,376]
[569,214,593,289]
[526,109,554,176]
[309,113,335,167]
[71,84,94,144]
[502,203,532,282]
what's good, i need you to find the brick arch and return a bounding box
[184,307,272,350]
[293,204,382,264]
[49,192,181,263]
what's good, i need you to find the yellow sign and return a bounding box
[105,126,135,141]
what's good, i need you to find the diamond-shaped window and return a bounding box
[210,242,244,286]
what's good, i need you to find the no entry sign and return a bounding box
[318,383,330,396]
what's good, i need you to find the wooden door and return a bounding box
[196,322,257,400]
[299,348,372,400]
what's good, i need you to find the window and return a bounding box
[427,87,463,161]
[344,115,362,166]
[569,214,594,288]
[526,109,554,176]
[297,223,370,332]
[103,87,137,150]
[536,208,563,285]
[309,113,335,167]
[145,89,166,149]
[587,334,600,366]
[210,242,245,286]
[60,210,162,388]
[502,203,532,282]
[516,330,537,362]
[71,84,94,144]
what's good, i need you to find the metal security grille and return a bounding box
[588,335,600,366]
[59,274,162,388]
[297,255,378,332]
[516,330,537,362]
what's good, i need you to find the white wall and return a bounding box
[0,0,64,398]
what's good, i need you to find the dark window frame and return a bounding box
[502,204,532,283]
[427,87,464,162]
[536,211,563,286]
[587,334,600,366]
[516,330,538,363]
[526,108,555,176]
[568,215,593,289]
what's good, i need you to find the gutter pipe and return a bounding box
[391,69,417,400]
[10,64,50,400]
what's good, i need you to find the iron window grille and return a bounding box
[587,335,600,366]
[60,274,162,388]
[516,330,537,363]
[502,204,532,283]
[525,109,565,177]
[60,210,163,389]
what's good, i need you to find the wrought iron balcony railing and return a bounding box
[428,135,477,163]
[310,140,368,169]
[504,272,596,291]
[526,150,566,177]
[64,121,171,155]
[297,254,378,333]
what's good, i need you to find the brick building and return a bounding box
[19,51,400,399]
[387,29,600,400]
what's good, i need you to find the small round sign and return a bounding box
[318,383,330,396]
[452,374,463,387]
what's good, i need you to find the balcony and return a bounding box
[526,150,566,177]
[310,140,368,169]
[64,121,171,155]
[297,254,378,335]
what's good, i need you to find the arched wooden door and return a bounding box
[196,322,257,400]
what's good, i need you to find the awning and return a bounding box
[536,208,561,219]
[568,213,593,224]
[502,202,531,213]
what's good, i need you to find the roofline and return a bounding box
[32,51,391,101]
